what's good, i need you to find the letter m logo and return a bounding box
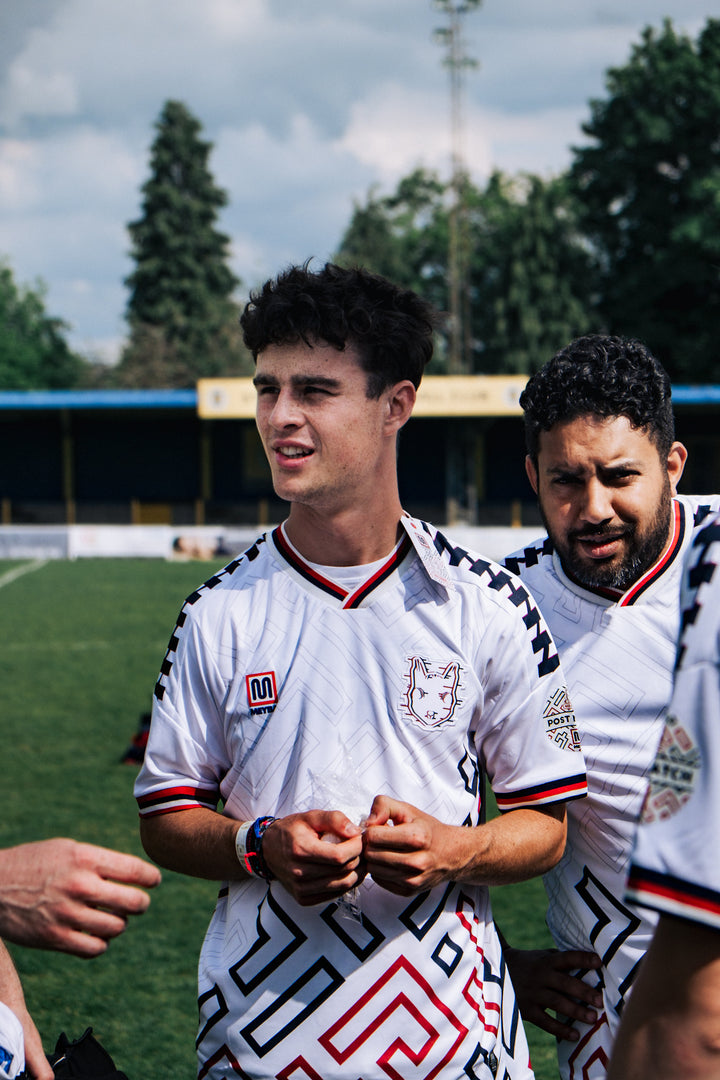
[246,671,278,708]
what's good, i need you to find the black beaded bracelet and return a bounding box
[244,815,277,881]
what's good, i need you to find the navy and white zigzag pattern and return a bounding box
[428,525,560,679]
[154,535,266,701]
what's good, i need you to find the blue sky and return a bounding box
[0,0,716,361]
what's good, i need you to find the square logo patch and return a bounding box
[246,671,278,708]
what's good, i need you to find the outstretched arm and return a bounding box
[0,839,160,957]
[140,806,364,906]
[362,796,566,896]
[607,914,720,1080]
[0,939,52,1080]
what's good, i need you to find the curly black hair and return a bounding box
[240,262,441,398]
[521,334,675,463]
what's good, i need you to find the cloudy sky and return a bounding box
[0,0,717,362]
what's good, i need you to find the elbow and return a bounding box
[543,843,565,874]
[139,816,166,868]
[541,814,567,873]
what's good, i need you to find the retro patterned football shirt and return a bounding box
[136,516,586,1079]
[626,510,720,929]
[504,494,720,1079]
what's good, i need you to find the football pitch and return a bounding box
[0,557,558,1079]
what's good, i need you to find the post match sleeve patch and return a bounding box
[543,686,582,752]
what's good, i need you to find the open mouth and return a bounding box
[574,532,627,559]
[278,446,313,459]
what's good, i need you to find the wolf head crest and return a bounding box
[403,656,462,728]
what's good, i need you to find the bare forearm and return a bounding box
[140,808,365,906]
[363,798,566,897]
[0,940,52,1080]
[453,805,566,885]
[140,808,245,881]
[0,941,25,1015]
[608,916,720,1080]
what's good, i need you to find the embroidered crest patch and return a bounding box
[401,656,463,729]
[543,686,581,751]
[641,713,701,823]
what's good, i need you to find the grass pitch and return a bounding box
[0,557,558,1079]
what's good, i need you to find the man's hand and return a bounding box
[261,811,364,906]
[504,945,603,1040]
[0,839,161,957]
[363,794,567,897]
[362,796,453,896]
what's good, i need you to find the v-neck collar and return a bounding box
[271,524,412,608]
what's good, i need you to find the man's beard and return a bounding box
[541,483,673,592]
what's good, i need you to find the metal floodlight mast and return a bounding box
[433,0,481,374]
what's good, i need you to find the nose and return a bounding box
[579,477,614,525]
[267,388,302,430]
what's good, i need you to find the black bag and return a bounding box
[46,1028,129,1079]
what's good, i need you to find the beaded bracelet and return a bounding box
[237,815,277,881]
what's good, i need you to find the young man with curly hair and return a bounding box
[135,263,586,1079]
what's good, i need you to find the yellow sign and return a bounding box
[413,375,526,416]
[197,375,526,419]
[197,378,257,418]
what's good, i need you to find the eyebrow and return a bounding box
[252,373,342,390]
[545,460,642,476]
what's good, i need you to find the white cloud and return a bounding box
[0,127,142,213]
[337,85,457,183]
[0,0,717,356]
[214,113,374,288]
[0,139,40,207]
[480,105,590,177]
[0,62,77,126]
[335,86,584,187]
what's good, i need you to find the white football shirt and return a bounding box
[504,495,720,1078]
[136,516,586,1080]
[627,511,720,928]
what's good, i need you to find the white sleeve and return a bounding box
[627,516,720,927]
[473,580,587,811]
[134,605,231,817]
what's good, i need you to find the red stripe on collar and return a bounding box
[272,525,411,607]
[619,499,685,607]
[344,534,412,608]
[272,526,347,600]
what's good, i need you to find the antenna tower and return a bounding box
[433,0,481,373]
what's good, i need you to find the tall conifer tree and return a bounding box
[119,100,249,386]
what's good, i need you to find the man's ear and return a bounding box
[666,441,688,496]
[525,455,539,495]
[385,381,416,433]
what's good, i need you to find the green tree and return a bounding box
[118,100,251,387]
[338,169,449,304]
[336,168,451,371]
[476,173,598,373]
[0,260,86,389]
[336,168,595,373]
[570,18,720,380]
